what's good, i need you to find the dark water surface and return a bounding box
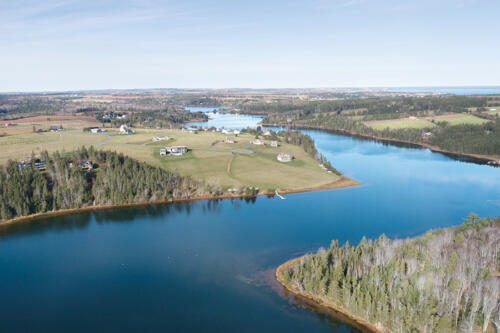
[0,115,499,332]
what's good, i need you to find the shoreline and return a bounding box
[276,255,383,333]
[263,123,500,165]
[0,176,360,228]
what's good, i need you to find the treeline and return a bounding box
[244,96,488,118]
[430,119,500,155]
[280,214,500,332]
[0,147,200,221]
[264,112,500,156]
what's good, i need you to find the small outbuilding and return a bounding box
[277,153,293,162]
[250,139,264,145]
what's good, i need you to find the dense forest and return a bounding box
[279,214,500,332]
[0,147,200,221]
[244,96,489,118]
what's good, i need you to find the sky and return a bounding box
[1,0,500,92]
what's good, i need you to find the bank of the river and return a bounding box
[276,256,383,333]
[0,176,360,228]
[263,123,500,165]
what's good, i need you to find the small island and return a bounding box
[276,214,500,333]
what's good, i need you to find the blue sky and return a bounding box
[1,0,499,92]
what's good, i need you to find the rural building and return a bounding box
[224,137,236,144]
[80,160,94,171]
[152,136,170,142]
[270,141,279,147]
[277,153,293,162]
[250,139,264,145]
[50,125,63,132]
[163,146,188,156]
[159,148,167,156]
[119,124,133,134]
[233,129,241,135]
[262,130,271,136]
[90,128,102,133]
[183,126,199,134]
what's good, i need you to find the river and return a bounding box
[0,111,499,332]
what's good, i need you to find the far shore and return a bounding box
[0,176,360,228]
[263,123,500,165]
[276,255,382,333]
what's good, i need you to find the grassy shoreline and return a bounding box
[0,176,360,227]
[276,255,382,333]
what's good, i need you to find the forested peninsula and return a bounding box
[277,214,500,333]
[0,130,348,223]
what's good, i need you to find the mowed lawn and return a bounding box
[365,119,436,130]
[0,127,339,191]
[437,115,490,125]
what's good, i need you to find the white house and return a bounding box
[233,129,241,135]
[270,141,279,147]
[250,139,264,145]
[224,137,236,144]
[277,153,293,162]
[152,136,170,142]
[91,128,102,134]
[119,124,133,134]
[159,148,167,156]
[164,146,188,156]
[262,130,271,136]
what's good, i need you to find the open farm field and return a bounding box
[364,118,436,130]
[0,127,339,192]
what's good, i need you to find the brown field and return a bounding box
[1,115,101,136]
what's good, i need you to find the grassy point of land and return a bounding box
[0,126,345,192]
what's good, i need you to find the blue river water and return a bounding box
[0,111,498,332]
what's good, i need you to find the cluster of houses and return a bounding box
[160,146,188,156]
[16,159,95,172]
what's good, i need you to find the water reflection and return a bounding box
[0,199,254,239]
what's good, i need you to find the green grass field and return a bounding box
[365,119,436,130]
[438,115,490,126]
[0,127,339,191]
